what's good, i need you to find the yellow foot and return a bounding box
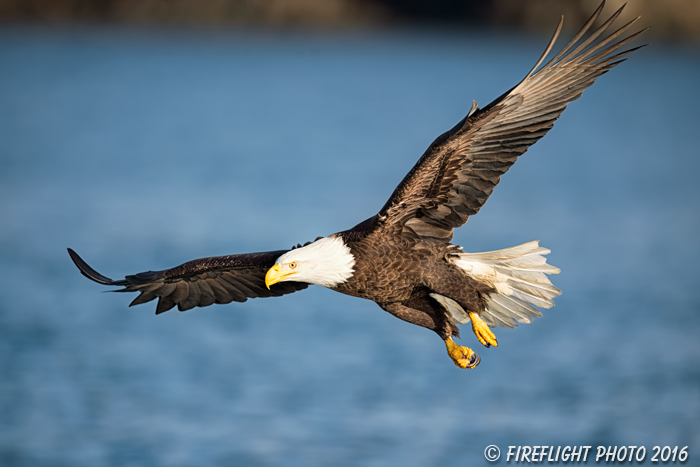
[445,337,480,369]
[469,312,498,348]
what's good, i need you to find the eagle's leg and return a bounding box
[379,299,480,369]
[445,337,480,369]
[469,311,498,348]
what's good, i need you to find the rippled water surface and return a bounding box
[1,26,698,466]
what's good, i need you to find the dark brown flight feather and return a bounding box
[67,248,307,314]
[376,1,648,243]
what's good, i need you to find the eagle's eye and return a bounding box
[289,261,298,269]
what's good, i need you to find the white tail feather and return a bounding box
[448,240,561,329]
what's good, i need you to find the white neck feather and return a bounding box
[276,235,355,288]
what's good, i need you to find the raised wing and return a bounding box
[67,248,308,314]
[377,1,646,242]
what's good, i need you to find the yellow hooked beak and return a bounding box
[265,263,297,289]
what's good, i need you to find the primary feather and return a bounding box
[377,1,646,243]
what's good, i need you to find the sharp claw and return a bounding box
[466,352,480,369]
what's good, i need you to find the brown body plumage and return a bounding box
[333,220,494,340]
[68,2,646,368]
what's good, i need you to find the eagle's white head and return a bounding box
[265,235,355,289]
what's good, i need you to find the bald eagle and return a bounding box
[68,2,646,369]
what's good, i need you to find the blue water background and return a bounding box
[1,26,699,466]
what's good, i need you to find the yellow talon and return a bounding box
[469,312,498,348]
[445,337,480,369]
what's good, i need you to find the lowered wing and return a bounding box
[68,248,308,314]
[377,1,646,242]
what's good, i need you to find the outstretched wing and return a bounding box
[67,248,308,314]
[377,1,646,242]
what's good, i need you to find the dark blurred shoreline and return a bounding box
[1,0,699,41]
